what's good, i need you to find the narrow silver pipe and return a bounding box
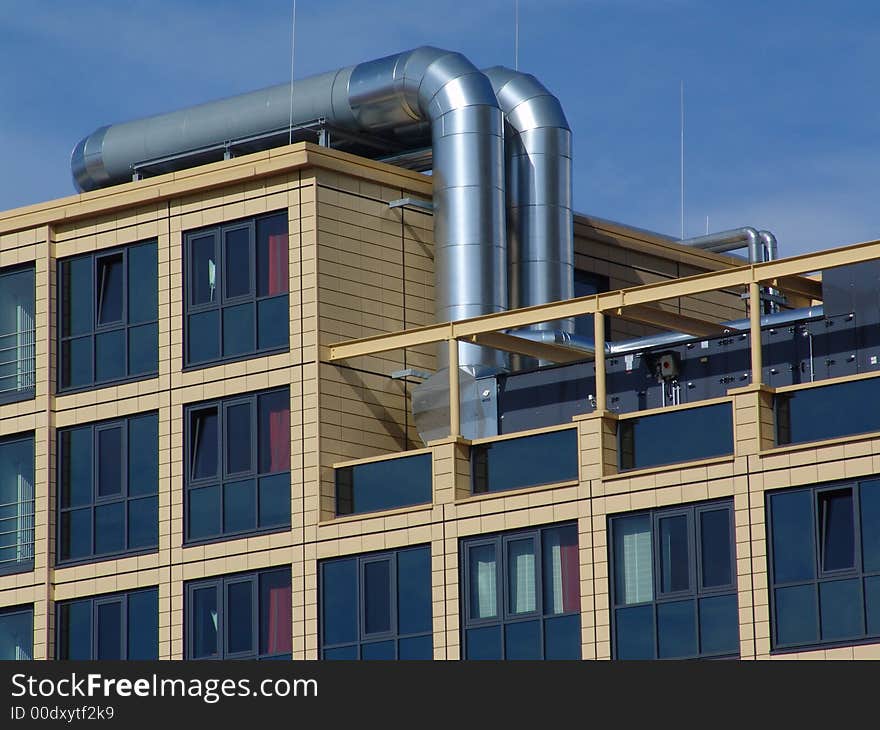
[759,230,778,262]
[682,227,763,263]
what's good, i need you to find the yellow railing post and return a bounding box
[750,280,763,384]
[594,305,606,411]
[448,337,460,438]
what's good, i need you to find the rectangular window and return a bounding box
[185,567,291,660]
[0,605,33,660]
[768,479,880,650]
[56,588,158,660]
[335,453,432,516]
[0,264,35,405]
[609,500,739,659]
[461,524,581,660]
[184,211,289,368]
[618,402,734,471]
[472,429,579,495]
[57,413,159,565]
[776,377,880,446]
[184,388,290,543]
[320,546,432,660]
[58,240,158,392]
[0,433,34,576]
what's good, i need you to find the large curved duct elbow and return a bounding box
[483,67,573,333]
[71,47,507,374]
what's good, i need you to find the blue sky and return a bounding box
[1,0,879,255]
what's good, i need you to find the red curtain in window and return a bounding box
[269,406,290,472]
[267,233,288,296]
[267,586,292,654]
[560,538,580,612]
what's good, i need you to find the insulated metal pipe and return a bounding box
[682,227,764,263]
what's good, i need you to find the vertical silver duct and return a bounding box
[71,46,507,375]
[483,67,574,334]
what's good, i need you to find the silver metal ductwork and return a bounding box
[682,227,764,262]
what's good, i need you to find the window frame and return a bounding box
[767,479,880,652]
[0,431,35,577]
[608,499,739,660]
[183,211,290,370]
[56,413,159,567]
[460,523,582,660]
[55,587,158,660]
[183,387,291,545]
[0,603,34,660]
[0,262,36,406]
[184,567,292,660]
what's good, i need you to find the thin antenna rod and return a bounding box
[288,0,298,145]
[680,80,684,240]
[515,0,519,70]
[706,215,709,235]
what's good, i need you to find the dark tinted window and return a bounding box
[57,588,158,660]
[572,269,609,339]
[184,212,289,367]
[186,568,291,660]
[320,546,432,660]
[0,264,35,405]
[57,413,159,564]
[610,500,738,659]
[0,605,33,660]
[472,429,578,494]
[0,433,34,575]
[336,452,432,516]
[58,241,158,391]
[619,402,734,471]
[777,377,880,446]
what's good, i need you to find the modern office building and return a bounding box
[2,46,880,660]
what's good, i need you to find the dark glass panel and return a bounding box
[865,576,880,635]
[700,508,733,589]
[128,242,158,325]
[324,646,358,660]
[96,601,122,660]
[819,578,863,640]
[60,509,91,561]
[58,600,92,660]
[0,437,33,570]
[657,599,697,658]
[613,514,653,606]
[468,543,498,620]
[507,538,537,615]
[775,584,818,647]
[615,605,654,659]
[472,429,578,494]
[542,524,580,615]
[61,256,91,337]
[258,475,290,528]
[698,594,739,656]
[258,389,290,474]
[322,559,358,646]
[190,235,217,306]
[128,589,159,660]
[398,635,432,660]
[191,586,218,658]
[861,481,880,573]
[187,311,220,364]
[95,329,125,382]
[96,254,124,325]
[572,270,608,339]
[619,402,734,471]
[95,502,125,554]
[397,547,431,635]
[257,296,289,351]
[504,619,541,659]
[362,640,395,660]
[818,488,855,572]
[223,479,256,534]
[465,625,502,660]
[128,496,158,549]
[363,560,392,635]
[770,490,815,583]
[259,570,292,656]
[222,302,254,357]
[544,614,581,659]
[659,514,690,594]
[128,323,158,376]
[60,427,92,508]
[335,453,431,516]
[97,427,123,498]
[61,336,92,389]
[128,414,158,497]
[256,213,288,297]
[778,378,880,446]
[191,408,218,481]
[227,581,254,654]
[187,485,220,541]
[226,403,252,475]
[0,608,33,660]
[224,228,251,299]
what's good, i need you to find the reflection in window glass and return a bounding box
[0,264,36,404]
[0,606,33,660]
[336,453,431,516]
[96,254,124,325]
[0,434,35,575]
[819,488,855,572]
[472,429,578,494]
